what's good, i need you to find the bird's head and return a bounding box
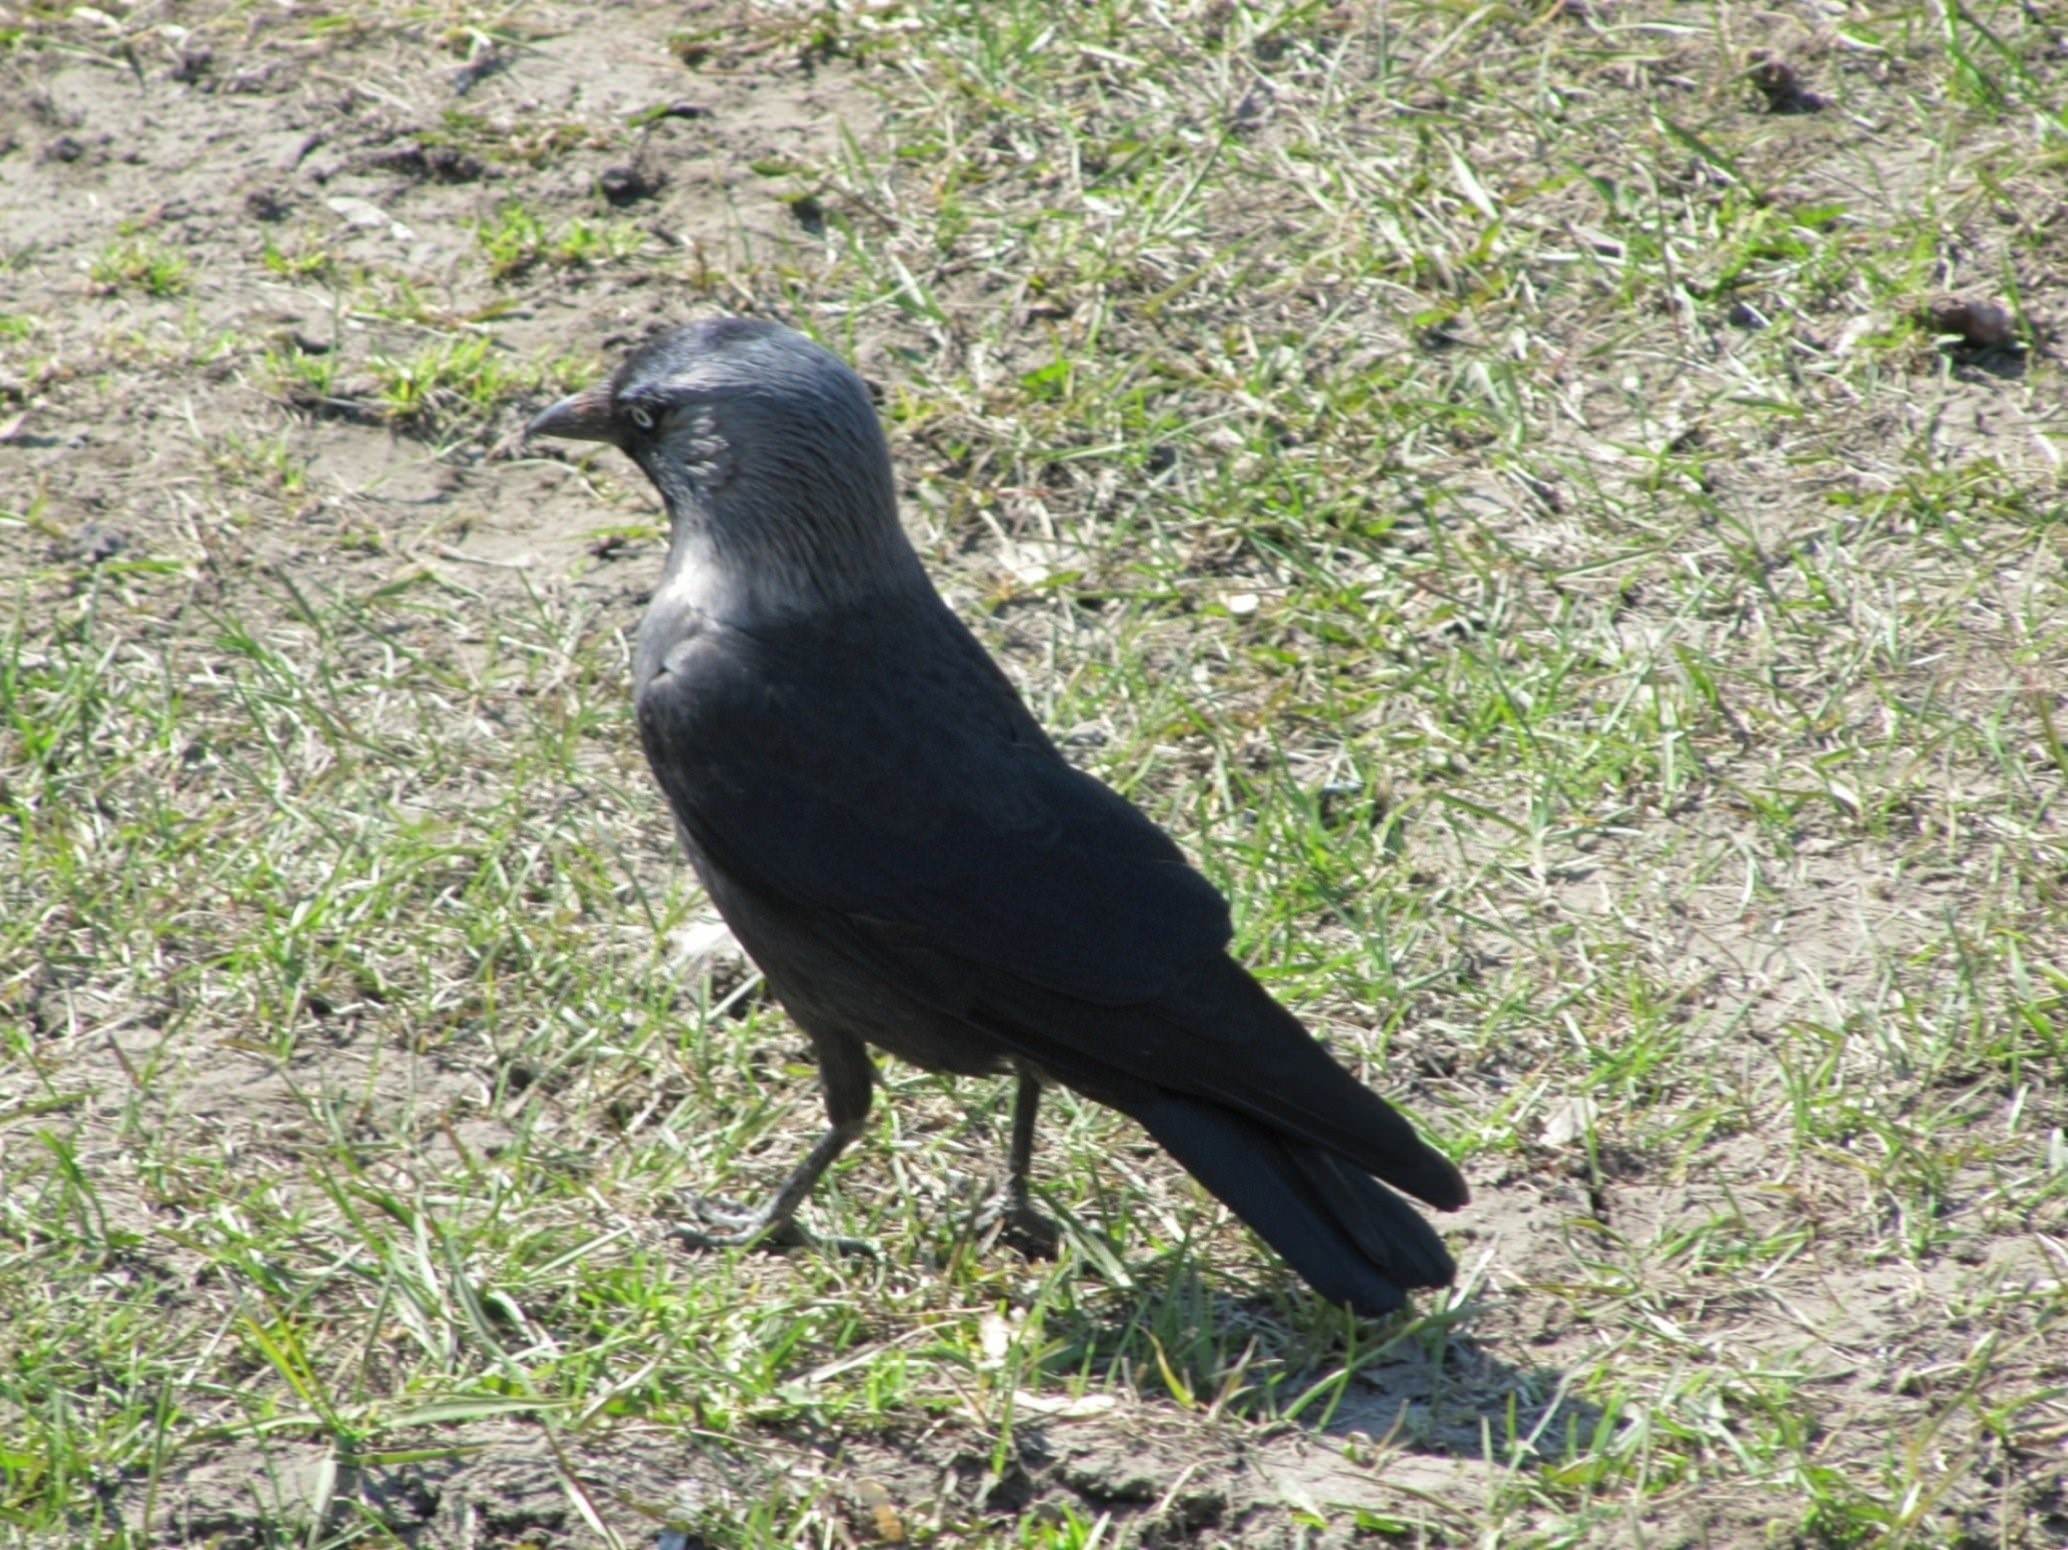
[529,317,925,618]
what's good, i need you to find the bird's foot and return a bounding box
[671,1196,873,1257]
[972,1190,1062,1260]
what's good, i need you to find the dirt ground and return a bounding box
[5,1,2067,1547]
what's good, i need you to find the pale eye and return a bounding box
[627,405,656,431]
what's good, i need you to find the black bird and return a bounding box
[528,318,1469,1315]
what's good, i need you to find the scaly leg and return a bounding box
[675,1033,875,1255]
[975,1070,1061,1259]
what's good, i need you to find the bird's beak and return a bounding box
[526,383,617,444]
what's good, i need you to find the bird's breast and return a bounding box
[633,596,709,694]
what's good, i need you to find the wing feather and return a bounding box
[636,605,1232,1007]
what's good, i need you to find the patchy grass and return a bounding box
[474,200,649,281]
[368,333,534,427]
[2,0,2066,1546]
[88,236,190,298]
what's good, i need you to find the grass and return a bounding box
[88,237,190,299]
[3,0,2066,1545]
[474,200,649,281]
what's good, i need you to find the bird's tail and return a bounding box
[1122,1094,1458,1316]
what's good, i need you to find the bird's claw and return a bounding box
[973,1192,1062,1261]
[671,1197,874,1258]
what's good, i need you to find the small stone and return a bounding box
[598,165,662,206]
[1748,53,1829,113]
[59,523,131,565]
[170,48,214,85]
[1922,294,2020,348]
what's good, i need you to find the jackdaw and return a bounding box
[528,317,1469,1315]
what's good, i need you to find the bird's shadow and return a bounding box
[996,1253,1601,1471]
[1947,341,2031,382]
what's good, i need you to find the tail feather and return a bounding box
[1126,1094,1456,1317]
[1287,1144,1458,1291]
[1150,958,1472,1211]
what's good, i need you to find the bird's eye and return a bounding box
[627,405,656,432]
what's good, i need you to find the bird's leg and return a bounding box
[675,1034,875,1256]
[974,1069,1062,1259]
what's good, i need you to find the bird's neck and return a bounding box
[656,496,932,630]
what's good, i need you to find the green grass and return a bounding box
[88,237,190,298]
[3,0,2066,1545]
[475,200,649,280]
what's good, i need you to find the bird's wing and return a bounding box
[640,608,1466,1209]
[637,608,1233,1007]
